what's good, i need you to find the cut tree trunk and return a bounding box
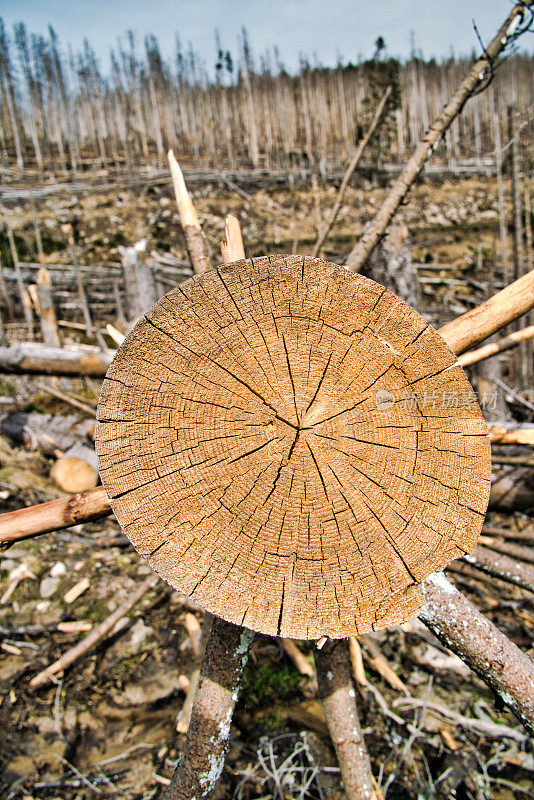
[50,443,99,494]
[95,255,490,639]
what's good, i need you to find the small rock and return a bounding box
[50,562,67,578]
[0,559,16,572]
[35,600,50,613]
[129,618,153,648]
[39,577,59,599]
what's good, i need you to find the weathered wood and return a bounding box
[420,572,534,733]
[438,269,534,354]
[0,342,114,376]
[96,255,490,639]
[315,639,377,800]
[119,241,158,323]
[163,618,254,800]
[5,220,33,336]
[0,487,111,549]
[35,268,61,347]
[345,2,531,272]
[50,443,99,494]
[478,535,534,564]
[220,214,245,264]
[168,149,209,275]
[465,544,534,592]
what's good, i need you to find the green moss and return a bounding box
[0,467,12,482]
[259,708,285,730]
[0,378,16,397]
[242,661,302,703]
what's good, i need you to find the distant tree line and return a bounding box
[0,20,532,173]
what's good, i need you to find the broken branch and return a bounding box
[0,487,112,549]
[345,2,531,272]
[420,572,534,733]
[29,576,156,688]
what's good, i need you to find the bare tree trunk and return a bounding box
[493,112,509,280]
[5,221,33,337]
[163,618,255,800]
[315,639,377,800]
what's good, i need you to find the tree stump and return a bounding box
[96,255,491,639]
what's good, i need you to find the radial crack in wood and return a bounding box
[95,255,491,639]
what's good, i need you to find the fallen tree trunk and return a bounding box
[0,342,114,377]
[477,535,534,564]
[465,545,534,593]
[419,572,534,733]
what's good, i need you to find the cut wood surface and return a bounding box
[96,255,491,639]
[50,444,99,494]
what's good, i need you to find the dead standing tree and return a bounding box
[345,1,534,273]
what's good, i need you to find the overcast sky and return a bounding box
[1,0,529,74]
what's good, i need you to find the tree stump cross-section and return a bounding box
[96,255,491,639]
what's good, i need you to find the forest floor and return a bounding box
[0,171,533,799]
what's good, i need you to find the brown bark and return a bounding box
[184,225,209,275]
[0,487,112,549]
[345,3,530,272]
[420,572,534,733]
[315,639,377,800]
[163,618,255,800]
